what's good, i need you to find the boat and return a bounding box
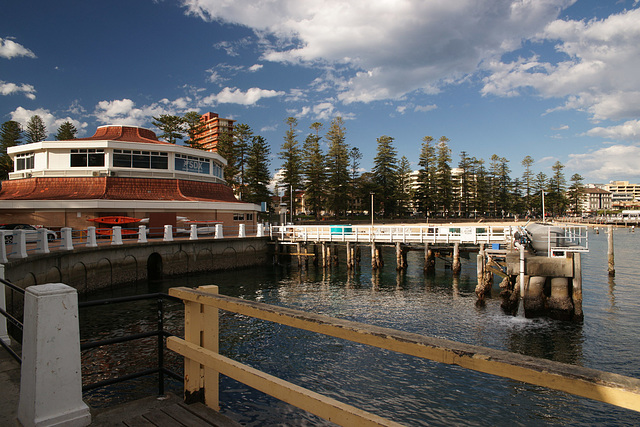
[176,219,223,235]
[95,228,139,236]
[88,216,142,225]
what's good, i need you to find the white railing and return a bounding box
[270,225,515,245]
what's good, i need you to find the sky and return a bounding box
[2,0,640,184]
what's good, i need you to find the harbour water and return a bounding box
[80,227,640,426]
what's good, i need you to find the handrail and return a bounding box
[79,292,182,395]
[0,277,24,363]
[168,286,640,426]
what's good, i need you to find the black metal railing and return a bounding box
[79,292,183,396]
[0,277,24,363]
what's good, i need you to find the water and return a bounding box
[80,227,640,425]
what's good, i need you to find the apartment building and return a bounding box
[199,112,235,152]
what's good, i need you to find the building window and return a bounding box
[70,149,105,167]
[233,213,244,221]
[175,154,210,174]
[212,161,223,179]
[113,149,168,169]
[15,153,35,170]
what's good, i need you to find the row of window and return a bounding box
[233,213,254,221]
[14,150,223,178]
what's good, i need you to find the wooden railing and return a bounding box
[167,286,640,426]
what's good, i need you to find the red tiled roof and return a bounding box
[0,177,240,203]
[70,125,171,145]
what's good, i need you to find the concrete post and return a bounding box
[452,243,461,276]
[608,225,615,277]
[18,284,91,427]
[164,225,174,242]
[11,230,27,259]
[256,223,264,237]
[346,242,352,270]
[61,227,73,251]
[111,226,123,245]
[86,226,97,248]
[547,277,573,320]
[321,242,327,268]
[190,224,198,240]
[138,225,148,243]
[371,243,378,270]
[0,265,9,344]
[35,228,50,254]
[238,223,246,238]
[215,224,223,239]
[523,276,546,318]
[0,231,8,264]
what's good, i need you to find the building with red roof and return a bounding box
[0,124,259,231]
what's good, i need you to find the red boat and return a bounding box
[95,228,139,236]
[88,216,142,225]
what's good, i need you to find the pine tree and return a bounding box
[472,158,489,217]
[25,115,47,143]
[567,173,584,215]
[489,154,511,217]
[521,155,535,213]
[244,135,272,207]
[55,121,78,140]
[152,114,184,144]
[548,161,567,216]
[373,135,399,218]
[397,155,413,217]
[417,136,437,217]
[302,122,326,220]
[234,123,253,200]
[458,151,474,217]
[183,111,206,150]
[348,147,362,214]
[279,117,302,216]
[325,117,349,219]
[534,172,548,218]
[0,120,23,179]
[217,131,239,189]
[435,136,452,216]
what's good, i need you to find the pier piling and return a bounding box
[608,225,615,277]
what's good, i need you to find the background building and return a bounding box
[199,112,235,152]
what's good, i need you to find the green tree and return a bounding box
[244,134,272,207]
[490,154,512,217]
[416,136,437,217]
[183,111,206,150]
[435,136,452,216]
[55,121,77,140]
[217,130,239,189]
[567,173,585,215]
[372,135,399,218]
[152,114,184,144]
[548,161,567,216]
[457,151,474,217]
[279,117,302,215]
[397,155,413,217]
[302,122,326,220]
[234,123,254,200]
[325,117,349,219]
[1,120,23,179]
[472,157,489,217]
[348,146,362,214]
[533,172,548,217]
[521,155,535,213]
[25,115,47,143]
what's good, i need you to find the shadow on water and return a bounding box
[78,234,640,425]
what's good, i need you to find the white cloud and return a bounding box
[248,64,263,72]
[415,104,437,113]
[0,37,36,59]
[568,145,640,180]
[9,107,88,136]
[200,87,284,106]
[182,0,577,103]
[482,8,640,121]
[93,99,169,126]
[0,81,36,99]
[586,120,640,141]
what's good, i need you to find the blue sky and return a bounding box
[2,0,640,184]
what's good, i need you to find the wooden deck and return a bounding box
[90,393,241,427]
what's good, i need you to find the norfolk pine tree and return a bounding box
[234,123,254,200]
[25,115,47,143]
[302,122,326,220]
[372,135,399,218]
[279,117,302,215]
[417,136,437,217]
[183,111,206,150]
[435,136,452,216]
[55,121,78,140]
[152,114,184,144]
[1,120,23,179]
[325,117,349,219]
[244,134,272,207]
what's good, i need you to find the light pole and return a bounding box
[290,184,293,224]
[542,191,546,223]
[370,192,374,226]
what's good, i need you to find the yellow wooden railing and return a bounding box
[167,286,640,426]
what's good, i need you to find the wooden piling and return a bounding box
[424,243,435,273]
[477,245,484,285]
[452,243,461,276]
[572,253,583,320]
[395,242,407,271]
[608,225,615,277]
[346,242,353,270]
[371,243,378,270]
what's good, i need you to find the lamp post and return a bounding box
[370,192,374,226]
[290,184,293,224]
[542,191,546,223]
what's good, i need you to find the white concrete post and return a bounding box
[18,284,91,427]
[163,224,173,241]
[0,231,8,264]
[61,228,74,251]
[11,230,27,259]
[36,228,50,254]
[215,223,224,239]
[238,223,246,238]
[0,265,9,344]
[190,224,198,240]
[138,225,148,243]
[86,226,97,248]
[256,223,264,237]
[111,226,123,245]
